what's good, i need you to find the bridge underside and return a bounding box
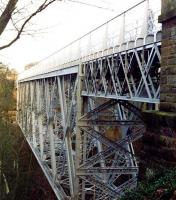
[17,39,161,199]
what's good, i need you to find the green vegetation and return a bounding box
[0,120,32,200]
[0,65,16,114]
[143,111,176,130]
[0,65,33,200]
[0,65,56,200]
[120,168,176,200]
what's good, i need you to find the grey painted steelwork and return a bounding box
[17,0,162,199]
[17,70,148,199]
[18,0,161,82]
[82,40,161,103]
[18,75,77,199]
[17,41,161,199]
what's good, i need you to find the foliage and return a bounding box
[0,66,33,200]
[120,168,176,200]
[0,65,16,113]
[0,64,56,199]
[0,120,29,200]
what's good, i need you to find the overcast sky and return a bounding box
[0,0,150,72]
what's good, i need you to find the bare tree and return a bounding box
[0,0,61,50]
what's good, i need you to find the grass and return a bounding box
[120,168,176,200]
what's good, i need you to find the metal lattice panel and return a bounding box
[82,42,161,103]
[18,71,147,199]
[18,74,78,199]
[75,97,145,199]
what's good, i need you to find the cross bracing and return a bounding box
[82,39,161,103]
[18,73,148,199]
[17,0,162,199]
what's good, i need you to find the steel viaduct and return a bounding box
[17,0,162,199]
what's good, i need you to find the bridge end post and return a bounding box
[159,0,176,112]
[142,0,176,168]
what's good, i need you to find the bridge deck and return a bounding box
[19,33,161,103]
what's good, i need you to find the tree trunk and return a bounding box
[0,0,18,36]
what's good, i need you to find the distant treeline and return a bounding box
[0,64,17,115]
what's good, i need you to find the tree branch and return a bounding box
[0,0,18,36]
[0,0,60,50]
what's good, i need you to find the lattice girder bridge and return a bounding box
[17,1,161,199]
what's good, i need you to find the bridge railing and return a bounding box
[19,0,161,81]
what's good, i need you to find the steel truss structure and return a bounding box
[18,74,77,199]
[17,38,161,199]
[18,77,144,199]
[82,40,161,103]
[17,1,162,198]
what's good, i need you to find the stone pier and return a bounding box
[159,0,176,111]
[142,0,176,167]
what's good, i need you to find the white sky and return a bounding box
[0,0,142,72]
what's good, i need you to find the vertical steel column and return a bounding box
[57,76,76,198]
[24,82,30,136]
[45,79,57,181]
[18,83,22,125]
[30,81,37,147]
[75,64,84,199]
[37,80,44,160]
[18,83,23,128]
[21,83,26,131]
[49,122,57,179]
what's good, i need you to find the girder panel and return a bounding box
[18,75,77,199]
[75,74,145,199]
[82,42,161,103]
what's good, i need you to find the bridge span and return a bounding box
[17,0,161,199]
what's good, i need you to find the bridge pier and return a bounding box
[159,0,176,112]
[74,63,146,199]
[143,0,176,167]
